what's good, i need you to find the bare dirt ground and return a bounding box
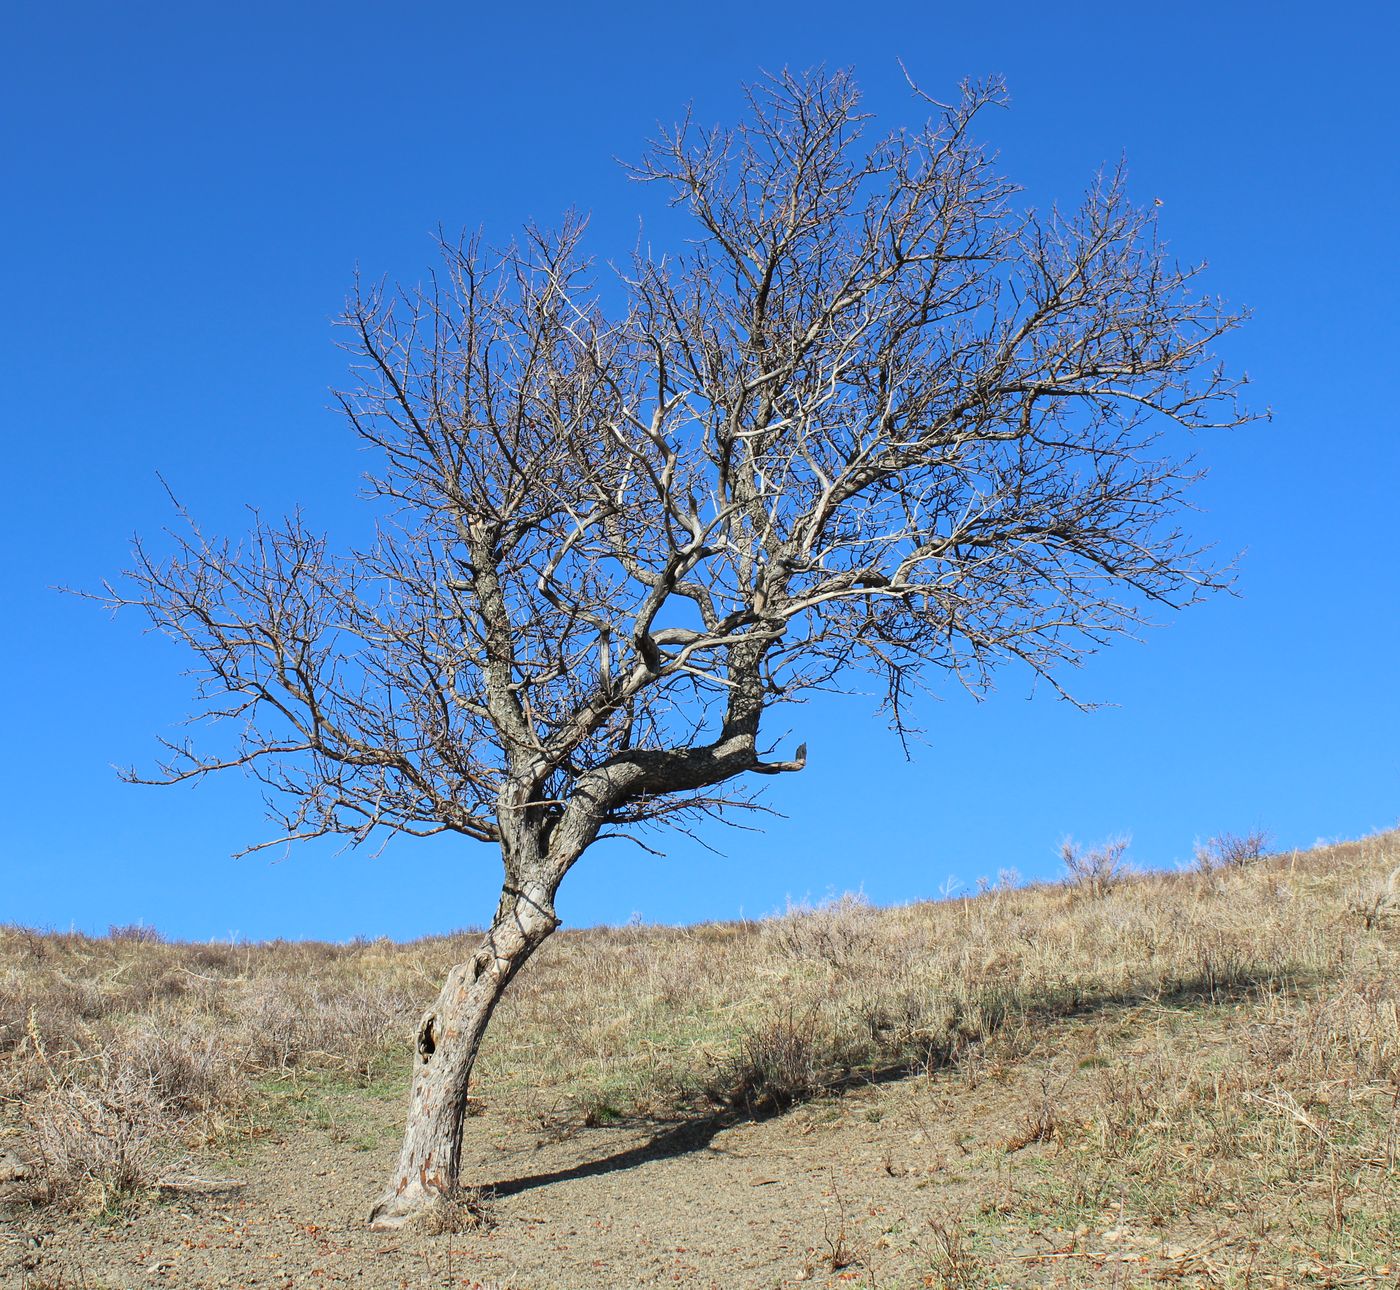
[9,994,1397,1289]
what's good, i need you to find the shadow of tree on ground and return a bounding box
[485,966,1311,1198]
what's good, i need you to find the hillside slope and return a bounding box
[3,833,1397,1287]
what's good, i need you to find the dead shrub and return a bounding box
[1,924,51,960]
[924,1209,987,1288]
[1088,1049,1178,1155]
[0,981,92,1069]
[1284,973,1400,1085]
[1061,835,1132,898]
[764,893,876,970]
[1196,828,1271,872]
[144,969,191,1003]
[0,973,27,1054]
[120,1017,239,1114]
[1002,1065,1066,1152]
[313,984,415,1082]
[709,1007,829,1113]
[820,1173,858,1271]
[22,1057,170,1212]
[36,977,114,1025]
[854,983,929,1051]
[421,1184,497,1234]
[1196,930,1258,1000]
[1344,874,1398,930]
[238,980,305,1069]
[185,941,242,974]
[106,923,163,944]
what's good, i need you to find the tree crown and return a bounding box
[117,68,1251,865]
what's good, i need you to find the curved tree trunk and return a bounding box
[369,880,559,1229]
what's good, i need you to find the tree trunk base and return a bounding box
[369,1178,442,1230]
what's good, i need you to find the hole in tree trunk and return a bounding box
[417,1015,437,1062]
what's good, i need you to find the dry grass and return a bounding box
[1,828,1397,1263]
[0,935,417,1213]
[418,1183,498,1235]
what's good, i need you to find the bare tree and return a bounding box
[110,68,1253,1226]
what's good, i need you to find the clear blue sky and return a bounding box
[4,2,1397,941]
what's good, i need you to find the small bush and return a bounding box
[710,1008,827,1113]
[23,1058,170,1212]
[1195,829,1271,872]
[1061,836,1132,898]
[107,923,163,944]
[121,1017,239,1114]
[764,893,875,970]
[1343,874,1398,930]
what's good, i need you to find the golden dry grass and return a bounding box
[1,830,1396,1282]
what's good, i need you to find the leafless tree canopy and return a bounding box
[113,67,1253,1222]
[119,70,1248,880]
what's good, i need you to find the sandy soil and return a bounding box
[10,1093,947,1289]
[4,1011,1295,1290]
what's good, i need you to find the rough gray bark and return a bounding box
[108,67,1256,1225]
[369,877,559,1228]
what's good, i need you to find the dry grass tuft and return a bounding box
[419,1184,497,1234]
[763,892,878,970]
[708,1005,830,1113]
